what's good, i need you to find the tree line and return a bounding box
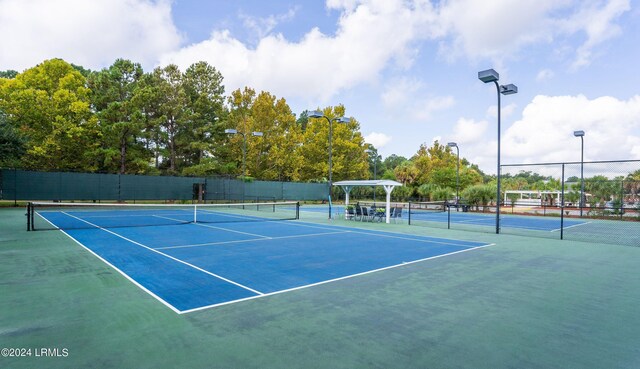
[1,58,637,206]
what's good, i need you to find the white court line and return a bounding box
[181,242,495,314]
[57,211,193,219]
[155,230,351,250]
[45,211,493,314]
[550,221,592,232]
[282,221,484,249]
[153,215,271,239]
[61,211,264,296]
[35,212,181,313]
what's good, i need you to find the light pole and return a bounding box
[478,69,518,234]
[365,148,379,203]
[308,110,351,219]
[574,130,585,217]
[447,142,459,207]
[224,129,263,178]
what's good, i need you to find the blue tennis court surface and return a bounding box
[38,210,490,313]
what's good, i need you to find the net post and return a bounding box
[27,202,32,231]
[193,204,197,224]
[447,201,451,229]
[408,201,412,225]
[560,163,565,240]
[296,202,300,219]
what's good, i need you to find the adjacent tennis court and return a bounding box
[28,201,491,313]
[301,203,587,232]
[408,207,587,231]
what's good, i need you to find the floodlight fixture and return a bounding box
[574,130,585,137]
[308,110,323,118]
[224,129,237,134]
[500,84,518,95]
[478,69,499,83]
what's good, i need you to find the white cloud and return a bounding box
[435,0,630,68]
[536,69,555,81]
[502,94,640,164]
[0,0,182,71]
[460,94,640,175]
[364,132,392,148]
[561,0,631,69]
[436,0,559,61]
[240,6,298,41]
[160,1,440,103]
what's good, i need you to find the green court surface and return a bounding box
[2,207,639,369]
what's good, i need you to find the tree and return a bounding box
[299,105,368,182]
[226,87,257,178]
[248,92,303,181]
[296,110,309,132]
[152,64,189,173]
[462,184,496,211]
[383,154,407,171]
[0,70,18,79]
[394,160,419,186]
[417,183,441,201]
[180,62,227,175]
[0,110,26,167]
[623,170,640,204]
[0,59,101,171]
[88,59,147,174]
[585,175,616,204]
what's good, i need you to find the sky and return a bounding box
[1,0,639,175]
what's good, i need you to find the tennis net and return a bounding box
[27,201,300,231]
[407,201,447,224]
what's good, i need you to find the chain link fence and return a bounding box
[407,160,639,247]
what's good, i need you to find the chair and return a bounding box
[361,206,371,222]
[355,204,363,221]
[392,207,403,223]
[345,206,355,220]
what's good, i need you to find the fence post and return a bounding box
[14,168,18,206]
[26,202,31,231]
[620,179,625,218]
[560,164,565,240]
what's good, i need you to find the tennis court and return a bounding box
[29,202,490,313]
[301,203,586,232]
[408,207,586,231]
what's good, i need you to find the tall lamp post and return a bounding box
[365,148,379,203]
[447,142,459,207]
[478,69,518,234]
[308,111,351,219]
[225,129,263,178]
[574,130,585,217]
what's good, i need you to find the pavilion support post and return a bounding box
[383,185,394,224]
[343,186,352,206]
